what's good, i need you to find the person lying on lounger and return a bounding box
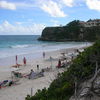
[28,69,44,79]
[0,80,14,88]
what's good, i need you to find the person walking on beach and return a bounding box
[37,64,39,70]
[43,52,45,58]
[16,55,18,65]
[23,57,26,66]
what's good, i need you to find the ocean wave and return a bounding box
[9,44,32,49]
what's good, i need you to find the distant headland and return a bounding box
[38,19,100,42]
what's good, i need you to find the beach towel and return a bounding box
[0,80,14,88]
[0,80,20,89]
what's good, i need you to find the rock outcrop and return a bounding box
[70,62,100,100]
[38,20,100,42]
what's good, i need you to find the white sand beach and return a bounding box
[0,46,90,100]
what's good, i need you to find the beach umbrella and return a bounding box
[50,56,53,69]
[45,57,58,61]
[45,57,59,69]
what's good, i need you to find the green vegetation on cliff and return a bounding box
[25,40,100,100]
[38,20,100,41]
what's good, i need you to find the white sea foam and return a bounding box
[0,42,91,59]
[9,44,32,48]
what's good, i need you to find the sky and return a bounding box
[0,0,100,35]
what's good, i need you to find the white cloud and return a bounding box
[15,22,22,25]
[0,21,45,35]
[0,1,35,10]
[0,1,16,10]
[61,0,74,7]
[86,0,100,11]
[15,2,35,9]
[38,0,66,17]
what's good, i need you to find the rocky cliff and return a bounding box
[70,62,100,100]
[38,20,100,42]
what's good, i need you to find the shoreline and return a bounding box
[0,45,91,100]
[0,42,91,67]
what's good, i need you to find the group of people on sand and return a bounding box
[0,49,82,89]
[14,50,77,77]
[57,48,82,68]
[15,51,46,67]
[56,59,67,68]
[12,66,44,80]
[15,55,27,66]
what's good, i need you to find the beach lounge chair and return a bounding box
[42,67,52,72]
[12,64,22,68]
[12,71,23,78]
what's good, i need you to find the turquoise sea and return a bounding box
[0,35,91,66]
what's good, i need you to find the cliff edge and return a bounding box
[38,20,100,42]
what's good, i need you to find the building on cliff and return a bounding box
[80,19,100,27]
